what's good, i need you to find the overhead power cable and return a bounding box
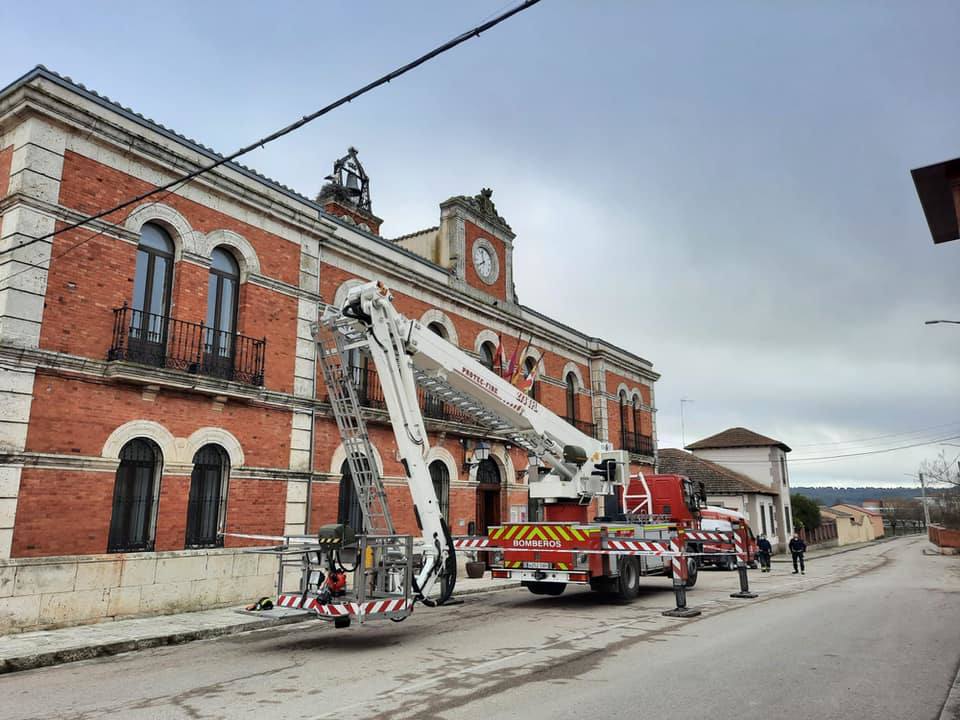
[789,420,960,449]
[0,0,542,273]
[686,433,960,465]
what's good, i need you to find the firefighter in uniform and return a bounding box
[789,534,807,574]
[757,535,772,572]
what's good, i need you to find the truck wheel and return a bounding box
[523,581,566,596]
[725,555,737,572]
[615,557,640,600]
[685,557,699,588]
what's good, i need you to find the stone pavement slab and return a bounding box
[0,575,517,674]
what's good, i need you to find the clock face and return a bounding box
[473,246,494,279]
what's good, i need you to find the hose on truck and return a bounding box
[413,519,458,608]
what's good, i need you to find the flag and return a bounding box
[511,335,533,385]
[505,333,523,381]
[494,336,507,376]
[519,356,539,393]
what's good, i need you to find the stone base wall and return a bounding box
[0,548,278,634]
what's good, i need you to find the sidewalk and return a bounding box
[0,575,518,675]
[770,534,911,563]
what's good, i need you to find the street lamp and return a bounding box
[924,320,960,325]
[462,439,491,470]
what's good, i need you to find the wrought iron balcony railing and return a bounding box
[108,305,266,386]
[563,416,599,439]
[621,431,655,456]
[337,365,480,425]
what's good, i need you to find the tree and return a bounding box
[919,450,960,488]
[918,451,960,529]
[791,493,821,531]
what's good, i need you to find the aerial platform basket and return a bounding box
[244,531,416,627]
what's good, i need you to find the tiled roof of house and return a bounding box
[685,427,791,453]
[658,449,777,496]
[391,226,439,243]
[820,507,853,519]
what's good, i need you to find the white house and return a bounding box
[684,427,794,550]
[658,448,782,551]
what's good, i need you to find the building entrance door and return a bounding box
[475,458,501,566]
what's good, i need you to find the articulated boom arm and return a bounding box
[340,282,628,506]
[323,281,630,602]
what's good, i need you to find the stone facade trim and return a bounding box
[419,309,460,346]
[329,441,385,476]
[184,427,245,468]
[561,361,586,392]
[101,420,179,464]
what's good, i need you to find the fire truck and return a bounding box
[697,507,759,571]
[249,280,749,626]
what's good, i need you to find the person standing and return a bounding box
[789,533,806,574]
[757,535,772,572]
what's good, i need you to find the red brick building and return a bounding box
[0,67,658,630]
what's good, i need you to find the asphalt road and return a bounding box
[2,537,958,720]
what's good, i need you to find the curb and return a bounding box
[0,612,309,675]
[0,580,520,675]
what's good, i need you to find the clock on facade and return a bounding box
[473,244,494,280]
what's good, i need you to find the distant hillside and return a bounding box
[792,486,923,506]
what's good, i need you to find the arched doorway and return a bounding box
[475,457,501,535]
[337,458,365,533]
[475,457,502,566]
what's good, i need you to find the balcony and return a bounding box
[564,416,599,439]
[108,305,266,386]
[621,431,655,456]
[340,365,478,425]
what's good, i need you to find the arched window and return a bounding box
[619,390,629,448]
[429,460,450,522]
[479,341,497,372]
[338,457,366,533]
[565,372,578,421]
[186,444,229,548]
[205,248,240,378]
[427,322,448,340]
[632,394,642,445]
[108,438,162,553]
[523,356,539,400]
[129,223,174,364]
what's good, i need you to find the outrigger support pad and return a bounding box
[662,578,701,618]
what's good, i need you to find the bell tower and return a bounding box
[316,147,383,235]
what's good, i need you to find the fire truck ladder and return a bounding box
[316,312,395,536]
[412,370,543,456]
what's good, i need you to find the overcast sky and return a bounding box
[3,1,959,488]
